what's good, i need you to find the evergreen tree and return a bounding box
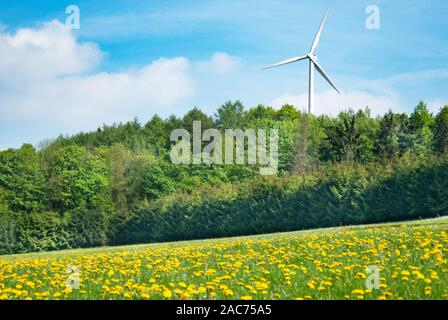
[405,101,434,155]
[144,115,169,153]
[434,105,448,154]
[409,101,434,131]
[375,110,400,160]
[182,107,214,131]
[215,100,246,129]
[320,116,366,163]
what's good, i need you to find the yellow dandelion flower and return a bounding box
[163,289,172,298]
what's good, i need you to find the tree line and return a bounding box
[1,101,447,254]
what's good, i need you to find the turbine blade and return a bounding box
[309,56,341,93]
[262,55,308,70]
[310,9,329,54]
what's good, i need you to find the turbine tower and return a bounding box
[263,10,341,114]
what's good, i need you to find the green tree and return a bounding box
[275,104,300,121]
[0,211,18,254]
[215,100,246,129]
[434,105,448,154]
[375,110,400,160]
[165,115,183,132]
[320,116,367,163]
[142,163,177,200]
[244,105,277,123]
[0,187,9,213]
[15,211,69,252]
[405,101,434,155]
[126,149,156,201]
[353,108,377,161]
[66,207,108,248]
[47,146,108,213]
[144,115,169,154]
[0,144,46,212]
[104,144,132,213]
[182,107,214,132]
[409,101,434,131]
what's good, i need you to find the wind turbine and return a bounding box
[263,9,341,114]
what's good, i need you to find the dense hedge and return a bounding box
[1,159,447,255]
[108,159,448,245]
[0,208,108,254]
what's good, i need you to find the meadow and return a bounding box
[0,217,447,300]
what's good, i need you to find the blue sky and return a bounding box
[0,0,447,149]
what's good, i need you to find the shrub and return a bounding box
[66,207,109,248]
[0,211,19,254]
[15,211,69,253]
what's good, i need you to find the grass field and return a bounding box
[1,217,448,300]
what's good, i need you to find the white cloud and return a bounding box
[427,98,447,114]
[271,90,404,116]
[0,21,196,148]
[0,57,194,129]
[0,20,102,87]
[197,52,241,75]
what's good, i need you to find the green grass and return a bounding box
[1,216,447,300]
